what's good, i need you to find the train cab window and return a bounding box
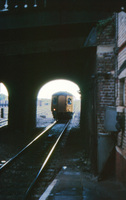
[53,97,57,105]
[68,98,72,105]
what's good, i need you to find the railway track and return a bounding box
[0,120,70,200]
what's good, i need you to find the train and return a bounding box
[51,91,74,119]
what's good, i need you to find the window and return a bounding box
[68,98,72,105]
[120,78,125,106]
[53,97,57,105]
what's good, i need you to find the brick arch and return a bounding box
[36,78,81,127]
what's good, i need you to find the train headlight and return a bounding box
[53,108,56,111]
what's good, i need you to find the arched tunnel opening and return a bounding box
[36,79,81,128]
[0,82,9,128]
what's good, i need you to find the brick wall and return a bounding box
[96,15,115,133]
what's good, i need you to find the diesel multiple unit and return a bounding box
[51,91,74,119]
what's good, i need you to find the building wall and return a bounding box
[116,11,126,184]
[96,16,115,134]
[96,15,116,173]
[96,12,126,180]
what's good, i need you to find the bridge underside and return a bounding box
[0,0,124,13]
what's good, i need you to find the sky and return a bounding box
[0,83,8,96]
[37,79,81,100]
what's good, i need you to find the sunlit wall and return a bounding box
[0,82,9,127]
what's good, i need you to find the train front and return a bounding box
[51,91,74,119]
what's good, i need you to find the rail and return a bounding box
[0,119,70,199]
[0,120,57,171]
[24,120,70,199]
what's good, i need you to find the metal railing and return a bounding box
[0,1,124,13]
[0,0,89,12]
[0,0,47,11]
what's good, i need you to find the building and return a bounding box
[115,11,126,184]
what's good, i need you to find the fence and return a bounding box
[0,0,47,10]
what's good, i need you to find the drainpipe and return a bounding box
[115,12,118,101]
